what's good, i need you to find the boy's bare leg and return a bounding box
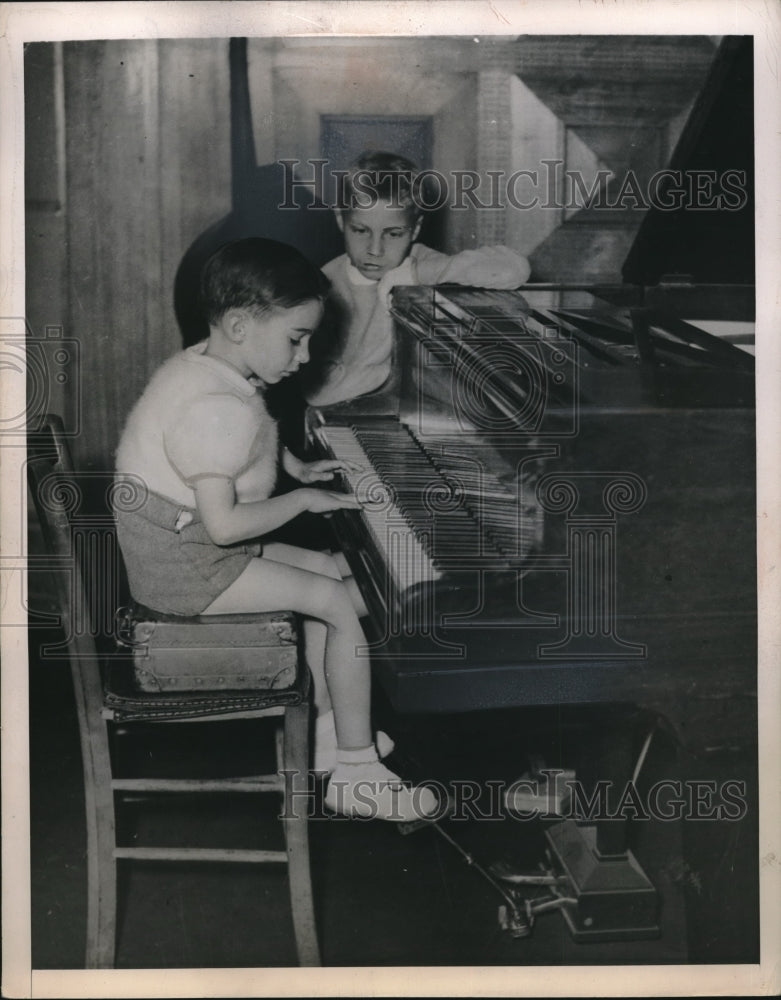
[341,576,369,621]
[327,549,370,620]
[203,544,437,821]
[202,544,371,748]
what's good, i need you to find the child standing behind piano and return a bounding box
[302,150,531,407]
[114,238,437,822]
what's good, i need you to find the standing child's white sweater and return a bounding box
[304,243,530,407]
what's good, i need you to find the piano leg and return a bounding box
[676,746,759,963]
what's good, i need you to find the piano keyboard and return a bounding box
[412,436,545,559]
[318,420,542,596]
[319,424,442,593]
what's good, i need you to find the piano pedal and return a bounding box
[495,829,663,944]
[498,892,578,939]
[489,858,570,889]
[498,903,533,939]
[398,798,659,944]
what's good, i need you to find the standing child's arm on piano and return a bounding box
[303,242,530,407]
[376,242,531,304]
[301,150,530,407]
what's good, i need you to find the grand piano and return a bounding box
[306,37,757,960]
[310,282,755,737]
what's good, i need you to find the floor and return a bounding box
[30,620,736,973]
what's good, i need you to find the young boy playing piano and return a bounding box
[302,151,531,407]
[114,237,437,822]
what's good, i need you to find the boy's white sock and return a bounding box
[324,745,439,823]
[313,710,394,773]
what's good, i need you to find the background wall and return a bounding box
[24,35,718,470]
[265,37,480,252]
[26,39,232,469]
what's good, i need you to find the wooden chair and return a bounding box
[27,414,320,968]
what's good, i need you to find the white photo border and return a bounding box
[2,2,779,997]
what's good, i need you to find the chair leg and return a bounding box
[281,701,321,966]
[81,727,118,967]
[69,658,118,969]
[85,812,117,968]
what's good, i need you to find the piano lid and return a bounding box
[622,35,754,287]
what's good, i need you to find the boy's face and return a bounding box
[337,201,422,281]
[238,300,323,385]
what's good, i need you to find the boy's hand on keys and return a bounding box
[299,487,363,513]
[296,458,364,484]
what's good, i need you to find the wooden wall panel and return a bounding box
[433,78,479,253]
[247,39,277,165]
[475,40,516,248]
[511,36,717,282]
[506,75,563,259]
[158,38,231,359]
[61,39,231,470]
[24,43,69,426]
[64,40,162,469]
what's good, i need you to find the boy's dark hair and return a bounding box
[341,150,422,215]
[200,237,329,326]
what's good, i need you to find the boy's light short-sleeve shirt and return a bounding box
[116,342,279,508]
